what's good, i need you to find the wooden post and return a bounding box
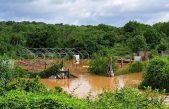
[108,57,114,77]
[68,69,70,78]
[121,58,123,68]
[45,62,47,69]
[44,55,47,70]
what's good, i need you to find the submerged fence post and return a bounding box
[120,58,123,68]
[108,57,114,77]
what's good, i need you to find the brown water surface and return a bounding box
[41,71,142,98]
[16,59,168,103]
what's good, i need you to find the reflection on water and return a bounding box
[41,73,142,98]
[116,76,124,90]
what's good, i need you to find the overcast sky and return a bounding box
[0,0,169,26]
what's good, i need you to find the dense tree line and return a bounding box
[0,21,169,57]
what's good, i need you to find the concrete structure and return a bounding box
[134,50,149,61]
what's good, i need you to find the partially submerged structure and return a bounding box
[134,50,149,61]
[16,47,89,73]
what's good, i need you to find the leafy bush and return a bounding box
[0,75,86,109]
[0,55,37,79]
[149,50,160,59]
[53,86,63,93]
[92,88,167,109]
[116,61,146,75]
[89,55,116,76]
[13,65,38,78]
[115,65,130,75]
[128,61,144,73]
[0,55,23,95]
[140,57,169,92]
[0,55,18,80]
[6,78,47,93]
[0,90,86,109]
[0,87,167,109]
[39,63,62,78]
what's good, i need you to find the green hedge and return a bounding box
[140,57,169,92]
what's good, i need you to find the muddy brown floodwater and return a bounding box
[41,71,142,98]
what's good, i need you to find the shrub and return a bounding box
[0,55,37,79]
[0,90,86,109]
[149,50,159,59]
[92,88,167,109]
[128,61,144,73]
[39,63,62,78]
[115,65,130,75]
[0,87,167,109]
[53,86,63,93]
[0,55,17,80]
[0,55,23,95]
[116,61,146,75]
[140,57,169,92]
[6,78,47,93]
[89,55,116,76]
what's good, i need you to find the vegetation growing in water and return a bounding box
[128,61,145,73]
[39,63,62,78]
[115,61,145,75]
[89,54,117,76]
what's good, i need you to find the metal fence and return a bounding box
[16,47,89,72]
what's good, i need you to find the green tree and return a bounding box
[10,33,25,46]
[153,22,169,37]
[157,38,168,52]
[123,21,150,37]
[128,35,147,52]
[12,23,25,32]
[144,29,160,49]
[27,29,49,48]
[101,32,116,47]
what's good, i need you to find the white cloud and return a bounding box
[146,12,169,25]
[0,0,169,26]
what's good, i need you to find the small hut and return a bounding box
[134,50,149,61]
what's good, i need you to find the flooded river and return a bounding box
[16,59,168,103]
[41,72,142,98]
[17,59,142,98]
